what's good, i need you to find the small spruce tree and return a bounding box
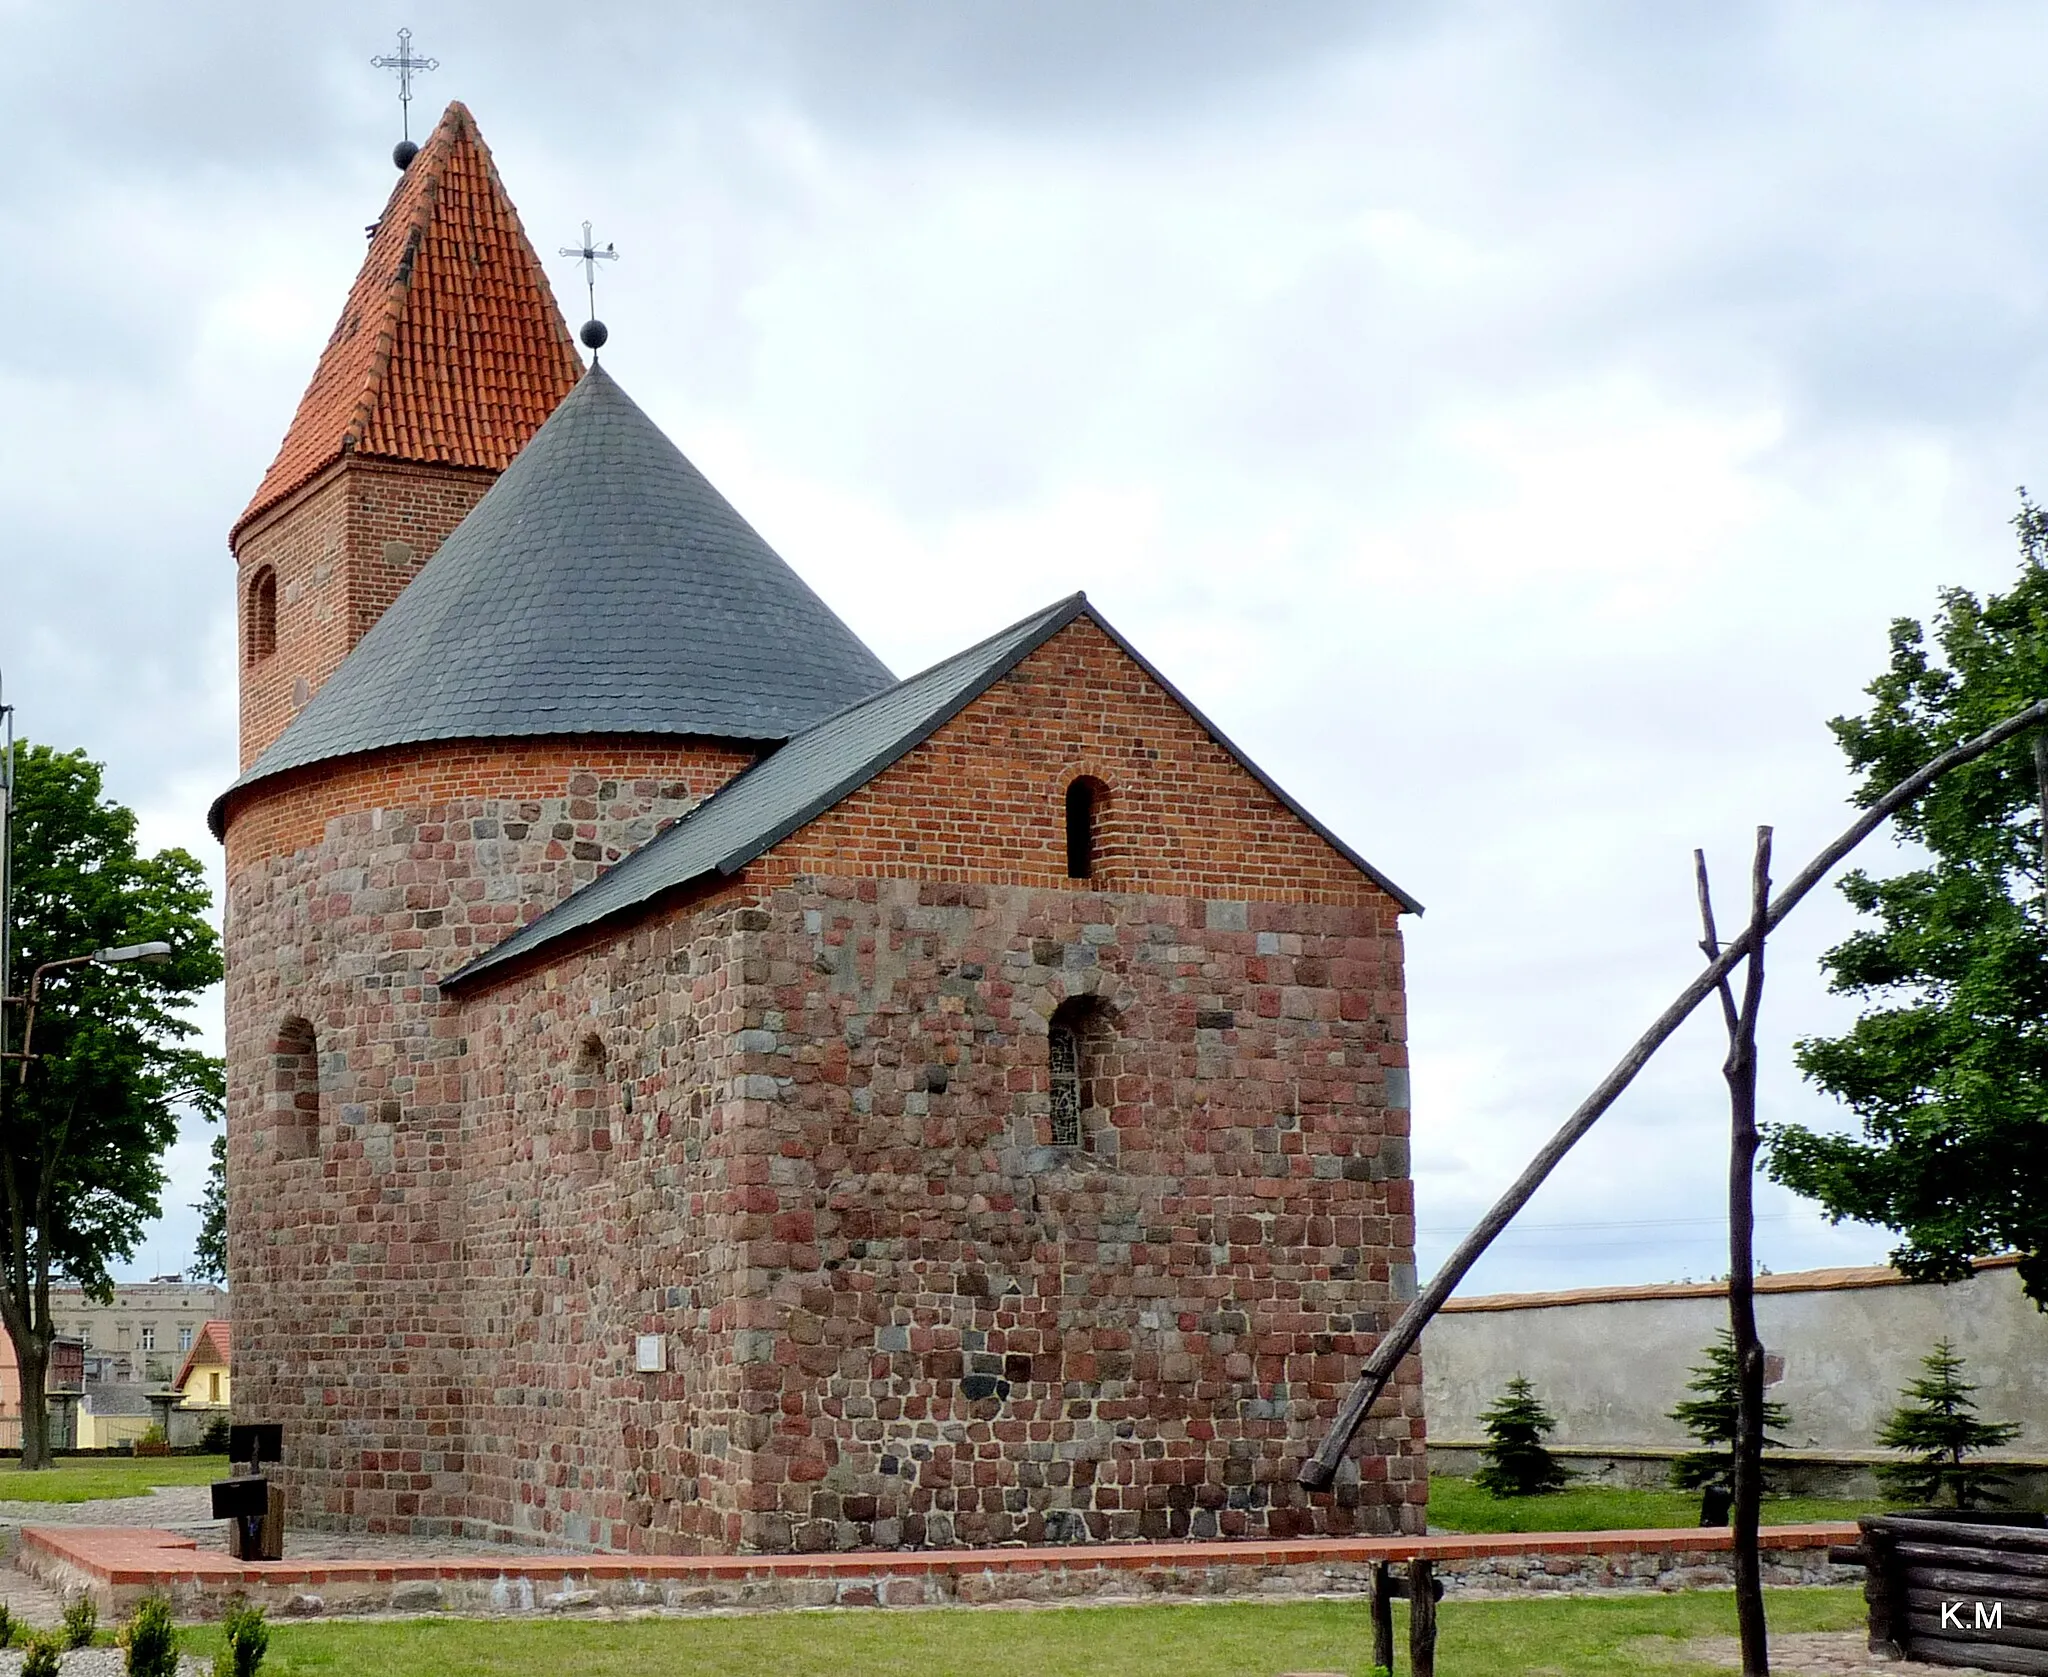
[1669,1330,1792,1493]
[1475,1374,1571,1496]
[1877,1339,2021,1509]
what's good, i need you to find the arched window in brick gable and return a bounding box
[269,1015,320,1160]
[1065,776,1107,880]
[246,567,278,664]
[1047,997,1117,1153]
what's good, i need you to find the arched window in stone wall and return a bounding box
[1047,997,1116,1153]
[247,567,278,664]
[1064,777,1107,880]
[270,1015,319,1160]
[567,1032,610,1152]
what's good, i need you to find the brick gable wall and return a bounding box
[759,616,1390,904]
[438,618,1418,1552]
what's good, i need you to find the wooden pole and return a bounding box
[1370,1560,1395,1673]
[1409,1557,1437,1677]
[1298,696,2048,1489]
[1700,835,1773,1677]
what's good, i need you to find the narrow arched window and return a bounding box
[568,1032,610,1152]
[247,567,278,664]
[1065,778,1102,880]
[1047,997,1115,1153]
[1048,1019,1082,1147]
[270,1016,319,1159]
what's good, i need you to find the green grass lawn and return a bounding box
[0,1454,228,1503]
[1428,1473,1885,1534]
[164,1590,1867,1677]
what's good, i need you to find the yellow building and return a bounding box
[171,1320,231,1415]
[77,1387,153,1450]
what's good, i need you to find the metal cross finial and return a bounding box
[559,222,619,350]
[371,28,439,142]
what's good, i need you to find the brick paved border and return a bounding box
[20,1523,1860,1619]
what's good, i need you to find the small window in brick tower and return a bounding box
[247,567,277,664]
[270,1015,320,1160]
[1065,777,1105,880]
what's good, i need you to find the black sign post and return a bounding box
[213,1424,285,1560]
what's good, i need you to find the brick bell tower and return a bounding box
[231,102,584,768]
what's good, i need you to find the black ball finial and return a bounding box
[580,319,609,350]
[393,139,420,170]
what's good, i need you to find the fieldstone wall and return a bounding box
[451,870,1420,1553]
[222,743,747,1536]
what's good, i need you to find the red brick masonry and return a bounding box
[22,1523,1859,1619]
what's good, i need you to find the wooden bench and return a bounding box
[1836,1511,2048,1673]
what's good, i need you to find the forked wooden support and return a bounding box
[1298,696,2048,1491]
[1368,1557,1443,1676]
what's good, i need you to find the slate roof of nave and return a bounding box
[443,593,1423,989]
[231,101,585,544]
[211,364,897,833]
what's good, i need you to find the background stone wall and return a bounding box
[1423,1258,2044,1456]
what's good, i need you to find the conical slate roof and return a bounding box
[214,364,894,827]
[233,102,584,543]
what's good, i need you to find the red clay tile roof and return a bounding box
[171,1319,231,1394]
[232,102,584,545]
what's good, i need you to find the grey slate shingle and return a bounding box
[210,364,893,833]
[443,593,1421,990]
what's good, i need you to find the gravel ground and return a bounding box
[0,1655,208,1675]
[1682,1629,2004,1673]
[0,1487,212,1533]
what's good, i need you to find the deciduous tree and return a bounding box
[1770,500,2048,1304]
[191,1132,225,1285]
[1,743,221,1467]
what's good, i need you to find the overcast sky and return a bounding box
[4,1,2044,1293]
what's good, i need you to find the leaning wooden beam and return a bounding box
[1298,695,2048,1489]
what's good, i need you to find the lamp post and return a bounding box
[7,943,174,1083]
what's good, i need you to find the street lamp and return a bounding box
[8,943,174,1085]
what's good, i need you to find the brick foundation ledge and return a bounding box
[21,1524,1860,1619]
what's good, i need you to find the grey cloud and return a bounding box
[11,0,2048,1289]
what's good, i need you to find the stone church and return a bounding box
[211,101,1424,1554]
